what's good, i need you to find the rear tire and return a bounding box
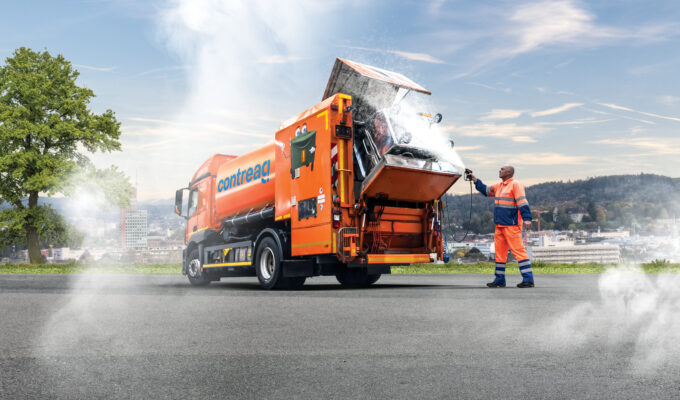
[256,237,285,289]
[336,268,380,287]
[186,248,210,286]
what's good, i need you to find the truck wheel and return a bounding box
[256,237,284,289]
[186,248,210,286]
[336,268,380,287]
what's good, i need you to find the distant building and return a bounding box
[531,243,620,264]
[591,229,630,239]
[121,187,148,249]
[122,210,148,249]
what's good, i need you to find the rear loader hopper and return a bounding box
[175,58,464,289]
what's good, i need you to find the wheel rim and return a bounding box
[260,247,275,281]
[188,259,201,278]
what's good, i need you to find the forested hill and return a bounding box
[443,174,680,234]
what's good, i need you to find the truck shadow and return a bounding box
[200,282,488,291]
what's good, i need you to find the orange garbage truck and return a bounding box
[174,58,465,289]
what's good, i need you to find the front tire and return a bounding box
[186,248,210,286]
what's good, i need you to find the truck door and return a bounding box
[289,118,333,256]
[186,178,212,241]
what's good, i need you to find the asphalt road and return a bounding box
[1,273,678,399]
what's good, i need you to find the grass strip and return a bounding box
[1,261,678,275]
[0,262,181,274]
[392,261,680,275]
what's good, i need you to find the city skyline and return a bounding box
[2,0,679,200]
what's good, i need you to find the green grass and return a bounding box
[1,261,679,275]
[0,262,181,274]
[392,261,680,275]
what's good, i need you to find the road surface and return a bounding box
[1,274,678,399]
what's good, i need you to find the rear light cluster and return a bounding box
[332,208,341,228]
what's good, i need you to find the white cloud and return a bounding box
[658,95,680,107]
[480,109,524,120]
[508,1,597,55]
[453,122,549,142]
[449,1,680,77]
[584,107,656,125]
[388,50,445,64]
[466,151,589,166]
[531,102,582,117]
[591,138,680,155]
[73,64,117,72]
[597,103,680,123]
[344,46,445,64]
[539,118,613,126]
[256,55,303,64]
[134,65,189,77]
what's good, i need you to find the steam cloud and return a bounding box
[540,265,680,374]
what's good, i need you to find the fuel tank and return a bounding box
[214,142,276,221]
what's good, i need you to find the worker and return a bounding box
[466,165,534,288]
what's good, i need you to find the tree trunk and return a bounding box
[27,226,43,264]
[26,191,43,264]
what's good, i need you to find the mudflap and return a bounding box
[367,265,391,275]
[283,260,314,277]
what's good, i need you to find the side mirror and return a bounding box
[433,113,443,124]
[175,188,189,218]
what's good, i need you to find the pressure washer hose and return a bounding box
[444,178,474,243]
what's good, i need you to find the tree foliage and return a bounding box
[0,47,131,262]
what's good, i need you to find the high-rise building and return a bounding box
[121,187,148,249]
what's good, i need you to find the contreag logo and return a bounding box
[217,160,271,192]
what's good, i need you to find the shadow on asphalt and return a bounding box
[183,282,489,291]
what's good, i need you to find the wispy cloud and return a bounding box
[538,118,613,126]
[134,65,189,77]
[389,50,445,64]
[449,1,680,78]
[506,1,678,57]
[531,102,583,117]
[452,122,549,142]
[658,95,680,107]
[73,64,117,72]
[584,107,656,125]
[256,55,303,64]
[126,116,271,139]
[480,109,524,120]
[466,151,589,166]
[345,46,445,64]
[466,82,511,92]
[597,102,680,123]
[592,138,680,155]
[453,145,484,151]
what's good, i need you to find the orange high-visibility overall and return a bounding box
[475,177,533,284]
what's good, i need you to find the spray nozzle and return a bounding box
[464,168,473,181]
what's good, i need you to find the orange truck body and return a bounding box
[176,59,463,289]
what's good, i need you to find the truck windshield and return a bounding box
[187,189,198,217]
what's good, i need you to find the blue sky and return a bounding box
[2,0,679,199]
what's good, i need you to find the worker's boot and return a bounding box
[518,259,534,288]
[487,262,506,287]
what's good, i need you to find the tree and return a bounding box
[0,47,131,263]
